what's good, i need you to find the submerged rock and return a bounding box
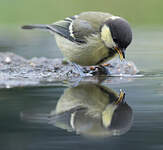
[0,52,140,88]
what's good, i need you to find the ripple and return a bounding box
[0,52,140,88]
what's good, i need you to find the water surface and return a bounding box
[0,27,163,150]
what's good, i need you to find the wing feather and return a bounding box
[49,15,96,44]
[22,12,112,44]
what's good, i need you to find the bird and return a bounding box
[49,83,133,137]
[20,82,133,137]
[22,11,132,76]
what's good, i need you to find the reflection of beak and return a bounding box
[114,90,125,105]
[114,47,125,61]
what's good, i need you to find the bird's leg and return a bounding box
[71,62,92,77]
[71,62,85,77]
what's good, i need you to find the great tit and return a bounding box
[22,11,132,68]
[21,83,133,137]
[50,83,133,137]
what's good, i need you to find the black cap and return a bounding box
[105,17,132,50]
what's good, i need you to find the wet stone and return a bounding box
[0,52,140,88]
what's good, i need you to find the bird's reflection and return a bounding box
[49,83,133,137]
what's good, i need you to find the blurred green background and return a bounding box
[0,0,163,26]
[0,0,163,69]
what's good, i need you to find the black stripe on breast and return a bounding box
[95,48,116,65]
[97,85,117,103]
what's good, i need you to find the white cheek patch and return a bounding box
[101,25,116,48]
[102,104,117,128]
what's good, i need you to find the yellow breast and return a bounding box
[55,34,116,66]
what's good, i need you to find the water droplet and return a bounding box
[4,57,11,64]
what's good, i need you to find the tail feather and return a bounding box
[21,24,48,30]
[21,24,75,42]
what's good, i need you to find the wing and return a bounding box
[48,15,96,44]
[22,12,112,44]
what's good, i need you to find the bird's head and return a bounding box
[100,16,132,60]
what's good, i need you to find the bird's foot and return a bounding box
[71,63,92,77]
[89,65,110,76]
[71,63,111,77]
